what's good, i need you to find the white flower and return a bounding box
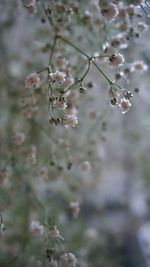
[13,132,26,145]
[109,53,124,67]
[49,225,64,240]
[137,22,148,32]
[61,253,77,267]
[49,71,66,86]
[63,114,78,128]
[69,201,80,218]
[79,161,91,172]
[30,220,44,235]
[37,166,48,180]
[119,98,131,114]
[21,107,33,119]
[54,98,67,110]
[131,60,148,73]
[100,3,119,21]
[49,259,58,267]
[22,0,36,8]
[26,145,37,165]
[25,73,40,88]
[66,106,78,116]
[111,34,128,49]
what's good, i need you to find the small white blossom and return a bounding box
[49,225,64,240]
[13,132,26,145]
[99,2,119,21]
[49,259,58,267]
[63,114,78,128]
[137,22,148,32]
[111,34,128,49]
[49,71,66,86]
[37,166,48,180]
[69,201,80,218]
[22,0,36,8]
[21,107,33,119]
[61,253,77,267]
[79,161,91,172]
[26,145,37,165]
[109,53,124,67]
[25,73,40,88]
[119,98,131,114]
[30,220,44,235]
[54,99,67,110]
[131,60,148,73]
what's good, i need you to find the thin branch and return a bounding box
[57,36,114,86]
[49,36,58,66]
[63,59,91,94]
[91,59,113,85]
[57,36,90,59]
[37,66,49,74]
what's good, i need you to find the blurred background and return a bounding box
[1,0,150,266]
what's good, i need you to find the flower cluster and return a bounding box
[25,72,40,88]
[109,84,133,114]
[22,0,37,15]
[99,1,119,21]
[61,253,77,267]
[24,0,150,126]
[1,1,150,267]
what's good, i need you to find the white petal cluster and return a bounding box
[30,220,44,235]
[61,253,77,267]
[119,98,131,114]
[25,72,40,88]
[63,114,78,128]
[99,1,119,21]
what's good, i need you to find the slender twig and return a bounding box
[81,59,91,80]
[91,55,109,59]
[63,79,81,95]
[57,36,90,59]
[91,59,113,85]
[49,36,58,66]
[63,59,91,94]
[57,36,114,86]
[113,82,123,90]
[47,36,58,111]
[140,4,148,15]
[42,0,53,26]
[37,66,49,74]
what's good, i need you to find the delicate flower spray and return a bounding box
[2,0,149,266]
[24,0,149,128]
